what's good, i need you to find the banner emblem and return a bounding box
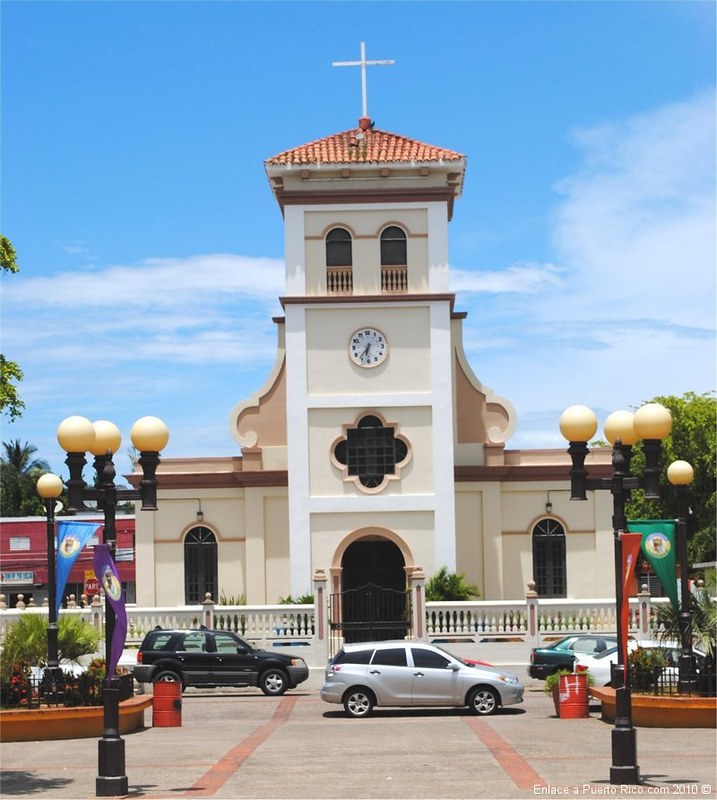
[101,566,122,601]
[643,532,671,558]
[59,536,81,558]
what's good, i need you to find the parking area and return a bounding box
[1,678,716,800]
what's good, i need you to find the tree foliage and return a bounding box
[425,566,480,601]
[0,235,18,273]
[0,439,51,516]
[1,235,24,420]
[624,392,716,564]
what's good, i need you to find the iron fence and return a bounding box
[0,670,134,709]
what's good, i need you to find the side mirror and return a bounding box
[449,663,460,672]
[236,646,247,654]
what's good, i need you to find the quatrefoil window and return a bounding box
[332,414,410,493]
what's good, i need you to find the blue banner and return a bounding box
[93,544,127,681]
[55,520,101,617]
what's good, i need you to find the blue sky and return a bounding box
[2,1,715,481]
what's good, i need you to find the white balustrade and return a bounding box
[0,594,675,654]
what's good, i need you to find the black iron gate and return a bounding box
[328,582,412,658]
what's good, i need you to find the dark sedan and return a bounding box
[529,634,617,679]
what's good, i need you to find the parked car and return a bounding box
[133,627,309,695]
[573,640,707,687]
[528,634,617,679]
[320,640,524,718]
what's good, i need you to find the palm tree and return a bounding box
[425,566,480,601]
[1,439,49,474]
[0,439,50,516]
[654,568,716,694]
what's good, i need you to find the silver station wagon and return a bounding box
[320,640,524,717]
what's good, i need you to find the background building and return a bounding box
[0,515,136,607]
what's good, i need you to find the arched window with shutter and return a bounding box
[326,227,353,294]
[532,519,566,598]
[380,226,407,292]
[184,526,217,604]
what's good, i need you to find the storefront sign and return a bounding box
[1,571,34,585]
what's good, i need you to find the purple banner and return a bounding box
[92,544,127,681]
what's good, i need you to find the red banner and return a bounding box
[619,532,643,677]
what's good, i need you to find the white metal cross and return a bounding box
[332,42,395,119]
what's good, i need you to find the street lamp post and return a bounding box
[56,415,169,798]
[36,472,64,694]
[667,460,696,695]
[560,402,673,787]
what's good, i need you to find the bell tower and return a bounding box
[259,114,470,595]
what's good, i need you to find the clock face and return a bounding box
[349,327,388,368]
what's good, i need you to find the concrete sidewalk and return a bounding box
[2,683,715,800]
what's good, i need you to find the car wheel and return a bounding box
[343,688,375,718]
[468,686,499,716]
[153,670,183,688]
[259,668,289,696]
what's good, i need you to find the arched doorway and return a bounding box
[342,538,406,593]
[330,536,410,649]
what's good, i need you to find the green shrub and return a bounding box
[425,567,480,601]
[0,614,100,680]
[279,593,314,604]
[628,647,668,692]
[543,668,594,694]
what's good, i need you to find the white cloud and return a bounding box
[549,89,716,329]
[450,262,565,294]
[3,253,285,370]
[5,253,285,309]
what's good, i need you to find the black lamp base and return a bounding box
[96,775,128,797]
[610,726,640,785]
[610,765,641,785]
[96,683,128,797]
[96,738,128,796]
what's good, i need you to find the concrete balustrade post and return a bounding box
[525,581,540,646]
[637,584,652,637]
[202,593,215,629]
[312,569,329,665]
[409,567,427,641]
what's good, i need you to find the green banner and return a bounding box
[627,519,679,610]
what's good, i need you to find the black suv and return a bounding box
[133,627,309,695]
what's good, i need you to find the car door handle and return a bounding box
[414,671,424,677]
[370,669,381,674]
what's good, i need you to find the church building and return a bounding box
[132,108,614,609]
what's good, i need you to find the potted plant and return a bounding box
[544,668,594,717]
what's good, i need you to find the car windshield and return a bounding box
[430,644,462,663]
[233,633,254,651]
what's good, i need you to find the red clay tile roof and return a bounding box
[266,125,464,167]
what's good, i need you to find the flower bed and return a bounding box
[0,695,152,742]
[590,686,716,728]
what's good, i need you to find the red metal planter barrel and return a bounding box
[558,673,589,718]
[152,682,182,727]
